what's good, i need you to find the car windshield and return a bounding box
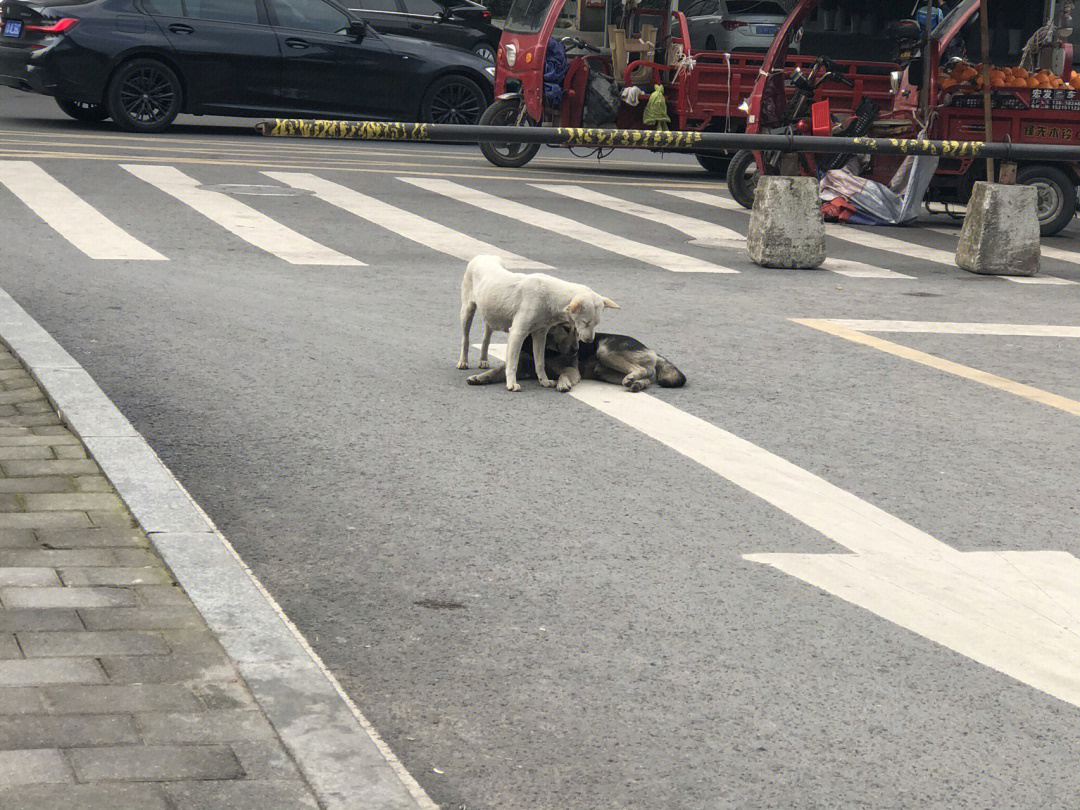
[504,0,558,34]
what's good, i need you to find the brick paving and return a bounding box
[0,345,321,809]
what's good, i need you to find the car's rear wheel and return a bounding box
[105,58,182,134]
[478,97,541,168]
[473,42,496,62]
[55,97,108,123]
[421,74,487,125]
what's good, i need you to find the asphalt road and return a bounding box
[3,90,1080,810]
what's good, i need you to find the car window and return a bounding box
[184,0,260,24]
[401,0,439,14]
[724,0,785,15]
[143,0,184,15]
[356,0,399,11]
[269,0,351,30]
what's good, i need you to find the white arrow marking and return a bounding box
[479,343,1080,708]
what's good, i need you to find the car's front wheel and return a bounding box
[473,42,496,62]
[105,58,183,134]
[420,74,487,125]
[55,97,108,123]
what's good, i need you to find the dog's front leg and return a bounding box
[531,327,555,388]
[478,324,493,369]
[556,363,581,393]
[504,326,528,392]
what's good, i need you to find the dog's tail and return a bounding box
[655,355,686,388]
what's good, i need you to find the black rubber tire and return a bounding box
[1016,164,1077,236]
[473,42,496,62]
[420,74,487,125]
[105,58,182,134]
[55,97,108,123]
[695,151,730,175]
[478,97,541,168]
[726,148,759,209]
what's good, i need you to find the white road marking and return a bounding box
[1002,275,1077,285]
[922,224,1077,283]
[534,183,745,243]
[822,320,1080,337]
[483,341,1080,710]
[402,177,736,274]
[658,189,912,278]
[122,164,362,266]
[0,160,165,261]
[264,172,549,270]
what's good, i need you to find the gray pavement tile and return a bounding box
[22,494,122,512]
[0,687,47,714]
[0,548,119,566]
[0,609,83,632]
[0,446,50,460]
[18,630,170,658]
[100,652,237,684]
[42,683,204,714]
[1,415,62,428]
[0,633,19,659]
[73,476,112,493]
[112,549,162,567]
[0,389,43,405]
[0,783,170,810]
[0,477,75,494]
[0,713,137,748]
[0,406,16,417]
[67,744,243,782]
[0,512,91,530]
[0,434,78,446]
[135,710,276,744]
[78,605,204,631]
[0,658,105,687]
[59,567,170,587]
[35,528,147,548]
[135,585,194,606]
[190,680,259,711]
[0,587,136,609]
[0,530,37,547]
[0,494,20,511]
[0,377,35,391]
[164,779,320,809]
[86,511,137,528]
[1,460,98,476]
[230,741,303,781]
[0,568,60,587]
[51,445,89,460]
[0,748,72,785]
[28,426,73,437]
[15,401,54,415]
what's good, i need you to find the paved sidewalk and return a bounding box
[0,344,322,809]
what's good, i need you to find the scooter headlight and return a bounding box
[505,42,517,67]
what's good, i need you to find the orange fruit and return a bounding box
[1014,67,1029,78]
[1027,76,1040,87]
[990,69,1006,82]
[940,78,958,90]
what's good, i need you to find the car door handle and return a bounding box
[168,23,194,34]
[285,37,310,49]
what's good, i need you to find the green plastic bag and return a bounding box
[643,84,670,131]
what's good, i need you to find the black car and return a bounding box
[0,0,495,132]
[349,0,499,62]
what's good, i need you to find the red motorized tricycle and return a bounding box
[737,0,1080,235]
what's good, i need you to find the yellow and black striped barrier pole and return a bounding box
[255,119,1080,162]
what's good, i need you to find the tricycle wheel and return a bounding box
[478,98,540,168]
[1016,164,1076,236]
[695,151,730,175]
[726,149,759,210]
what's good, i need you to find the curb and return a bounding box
[0,288,434,810]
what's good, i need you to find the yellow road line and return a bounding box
[794,317,1080,417]
[0,149,718,187]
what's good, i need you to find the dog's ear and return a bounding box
[602,298,620,309]
[567,300,582,314]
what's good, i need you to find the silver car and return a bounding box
[683,0,796,53]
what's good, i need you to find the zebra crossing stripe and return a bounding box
[923,225,1078,283]
[264,172,548,270]
[657,189,912,278]
[0,160,165,261]
[121,164,362,266]
[401,177,737,274]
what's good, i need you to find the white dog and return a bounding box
[458,255,619,392]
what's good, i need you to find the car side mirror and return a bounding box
[436,8,452,22]
[348,19,366,39]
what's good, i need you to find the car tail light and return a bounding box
[720,20,746,31]
[481,9,490,18]
[505,42,517,67]
[25,17,79,33]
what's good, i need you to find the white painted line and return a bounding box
[484,342,1080,710]
[264,172,549,270]
[821,320,1080,337]
[0,160,165,261]
[121,164,362,266]
[0,288,430,809]
[923,225,1077,283]
[534,183,745,243]
[402,177,736,274]
[658,189,912,278]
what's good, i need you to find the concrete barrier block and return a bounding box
[747,176,826,269]
[956,182,1040,276]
